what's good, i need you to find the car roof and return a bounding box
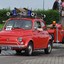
[7,17,43,22]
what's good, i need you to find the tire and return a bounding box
[50,34,54,41]
[62,37,64,44]
[44,42,52,54]
[0,50,1,54]
[25,43,33,56]
[16,50,21,54]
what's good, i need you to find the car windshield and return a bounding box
[5,20,32,30]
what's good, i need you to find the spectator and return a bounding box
[53,0,59,10]
[60,1,64,16]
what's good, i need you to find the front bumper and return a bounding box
[0,45,26,50]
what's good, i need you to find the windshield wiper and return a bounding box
[13,27,21,29]
[13,27,25,30]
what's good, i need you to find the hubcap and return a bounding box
[48,44,51,53]
[28,45,32,55]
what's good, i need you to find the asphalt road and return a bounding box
[0,48,64,64]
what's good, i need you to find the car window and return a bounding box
[5,20,15,27]
[5,20,32,30]
[34,21,41,29]
[20,20,32,29]
[41,21,45,27]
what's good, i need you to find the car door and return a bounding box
[36,21,46,48]
[33,21,43,49]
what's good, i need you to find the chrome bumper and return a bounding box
[0,45,26,50]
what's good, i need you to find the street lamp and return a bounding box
[43,0,44,10]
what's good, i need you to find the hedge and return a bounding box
[34,9,60,24]
[0,8,10,24]
[0,9,60,25]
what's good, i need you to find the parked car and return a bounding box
[0,17,53,56]
[0,8,52,55]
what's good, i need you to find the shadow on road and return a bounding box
[0,49,64,57]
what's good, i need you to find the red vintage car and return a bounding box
[47,21,64,43]
[0,17,52,55]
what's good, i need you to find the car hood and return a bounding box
[0,29,30,37]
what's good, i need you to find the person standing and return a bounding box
[53,0,59,10]
[60,0,64,27]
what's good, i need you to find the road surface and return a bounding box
[0,48,64,64]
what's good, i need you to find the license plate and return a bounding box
[1,46,11,50]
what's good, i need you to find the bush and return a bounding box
[34,9,60,24]
[0,8,10,24]
[0,8,60,25]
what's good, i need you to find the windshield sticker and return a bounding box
[6,26,12,30]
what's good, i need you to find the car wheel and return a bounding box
[62,37,64,44]
[25,43,33,56]
[50,34,54,40]
[16,50,21,54]
[44,42,52,54]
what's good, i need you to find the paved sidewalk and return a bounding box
[19,57,64,64]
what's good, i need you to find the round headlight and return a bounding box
[18,37,22,42]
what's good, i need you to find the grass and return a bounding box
[0,24,4,29]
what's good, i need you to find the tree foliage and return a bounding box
[0,8,60,25]
[0,8,10,23]
[34,9,60,24]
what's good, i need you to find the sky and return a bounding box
[0,0,58,10]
